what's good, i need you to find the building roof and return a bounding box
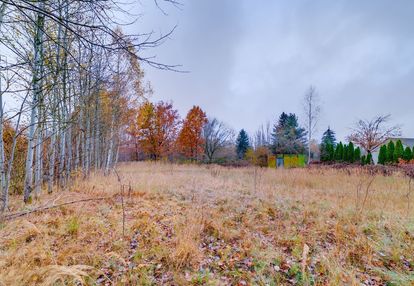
[388,137,414,148]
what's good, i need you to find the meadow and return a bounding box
[1,162,413,285]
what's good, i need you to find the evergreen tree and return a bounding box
[343,144,349,162]
[236,129,250,159]
[335,142,344,161]
[320,127,337,162]
[321,143,336,162]
[378,145,387,165]
[366,153,373,165]
[403,146,413,161]
[271,112,307,154]
[354,147,361,162]
[321,127,337,146]
[386,141,395,163]
[361,155,366,166]
[394,140,404,163]
[348,142,355,163]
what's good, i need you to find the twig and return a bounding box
[2,197,110,221]
[407,178,412,217]
[359,175,376,214]
[121,185,126,238]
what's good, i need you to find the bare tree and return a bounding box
[202,118,234,163]
[253,121,271,150]
[303,86,321,164]
[348,114,401,162]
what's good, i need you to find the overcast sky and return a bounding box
[127,0,414,142]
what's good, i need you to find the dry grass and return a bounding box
[1,162,414,285]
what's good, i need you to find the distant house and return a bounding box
[371,137,414,164]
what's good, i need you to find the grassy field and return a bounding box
[1,162,414,285]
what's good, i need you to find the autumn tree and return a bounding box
[177,106,207,161]
[132,101,180,160]
[348,115,401,156]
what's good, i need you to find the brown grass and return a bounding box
[1,162,413,285]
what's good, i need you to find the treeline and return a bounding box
[124,107,310,165]
[319,128,365,164]
[378,140,414,165]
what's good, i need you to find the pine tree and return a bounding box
[378,145,387,165]
[386,141,395,163]
[354,147,361,162]
[236,129,250,159]
[403,146,413,161]
[394,140,404,163]
[271,112,307,154]
[348,142,355,163]
[321,127,337,146]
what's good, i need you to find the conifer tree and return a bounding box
[378,145,387,165]
[394,140,404,163]
[343,144,349,162]
[386,141,395,163]
[348,142,355,163]
[328,144,335,161]
[335,142,344,161]
[236,129,250,159]
[366,153,373,165]
[361,155,366,166]
[354,147,361,162]
[321,127,337,146]
[403,146,413,161]
[271,113,307,154]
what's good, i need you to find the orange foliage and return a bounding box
[177,106,207,160]
[130,101,180,160]
[3,121,27,194]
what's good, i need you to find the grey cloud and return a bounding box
[130,0,414,141]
